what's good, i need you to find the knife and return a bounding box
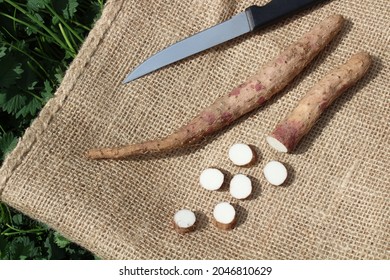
[123,0,327,83]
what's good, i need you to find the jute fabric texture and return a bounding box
[0,0,389,259]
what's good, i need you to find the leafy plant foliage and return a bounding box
[0,204,96,259]
[0,0,105,259]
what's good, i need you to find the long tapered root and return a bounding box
[86,136,180,159]
[267,51,372,153]
[86,15,345,160]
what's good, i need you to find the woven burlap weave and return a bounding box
[0,0,389,259]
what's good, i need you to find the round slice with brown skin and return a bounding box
[199,168,225,191]
[173,209,196,234]
[213,202,237,230]
[229,174,252,199]
[263,160,288,186]
[228,143,256,167]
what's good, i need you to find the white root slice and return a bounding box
[263,160,288,186]
[173,209,196,234]
[266,136,288,153]
[213,202,236,230]
[228,143,256,166]
[229,174,252,199]
[199,168,225,191]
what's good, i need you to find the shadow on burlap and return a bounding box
[0,0,389,259]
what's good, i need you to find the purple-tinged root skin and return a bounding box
[267,51,372,153]
[228,87,241,97]
[270,121,301,152]
[86,15,346,160]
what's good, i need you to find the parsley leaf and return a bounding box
[41,80,54,102]
[0,54,23,88]
[64,0,79,19]
[0,46,6,58]
[16,96,42,118]
[0,132,18,160]
[53,232,71,248]
[52,0,79,20]
[0,89,27,115]
[6,236,40,260]
[27,0,50,12]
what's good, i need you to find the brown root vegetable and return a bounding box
[173,209,196,234]
[266,51,372,153]
[86,15,345,159]
[213,202,237,230]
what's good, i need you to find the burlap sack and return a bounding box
[0,0,388,259]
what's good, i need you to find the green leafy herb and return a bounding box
[53,232,71,248]
[0,132,18,160]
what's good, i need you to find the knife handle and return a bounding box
[246,0,328,30]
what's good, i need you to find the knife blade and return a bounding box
[123,0,327,83]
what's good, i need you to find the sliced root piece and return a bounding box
[266,136,288,153]
[229,174,252,199]
[228,143,257,167]
[173,209,196,234]
[199,168,225,191]
[263,160,288,186]
[213,202,237,230]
